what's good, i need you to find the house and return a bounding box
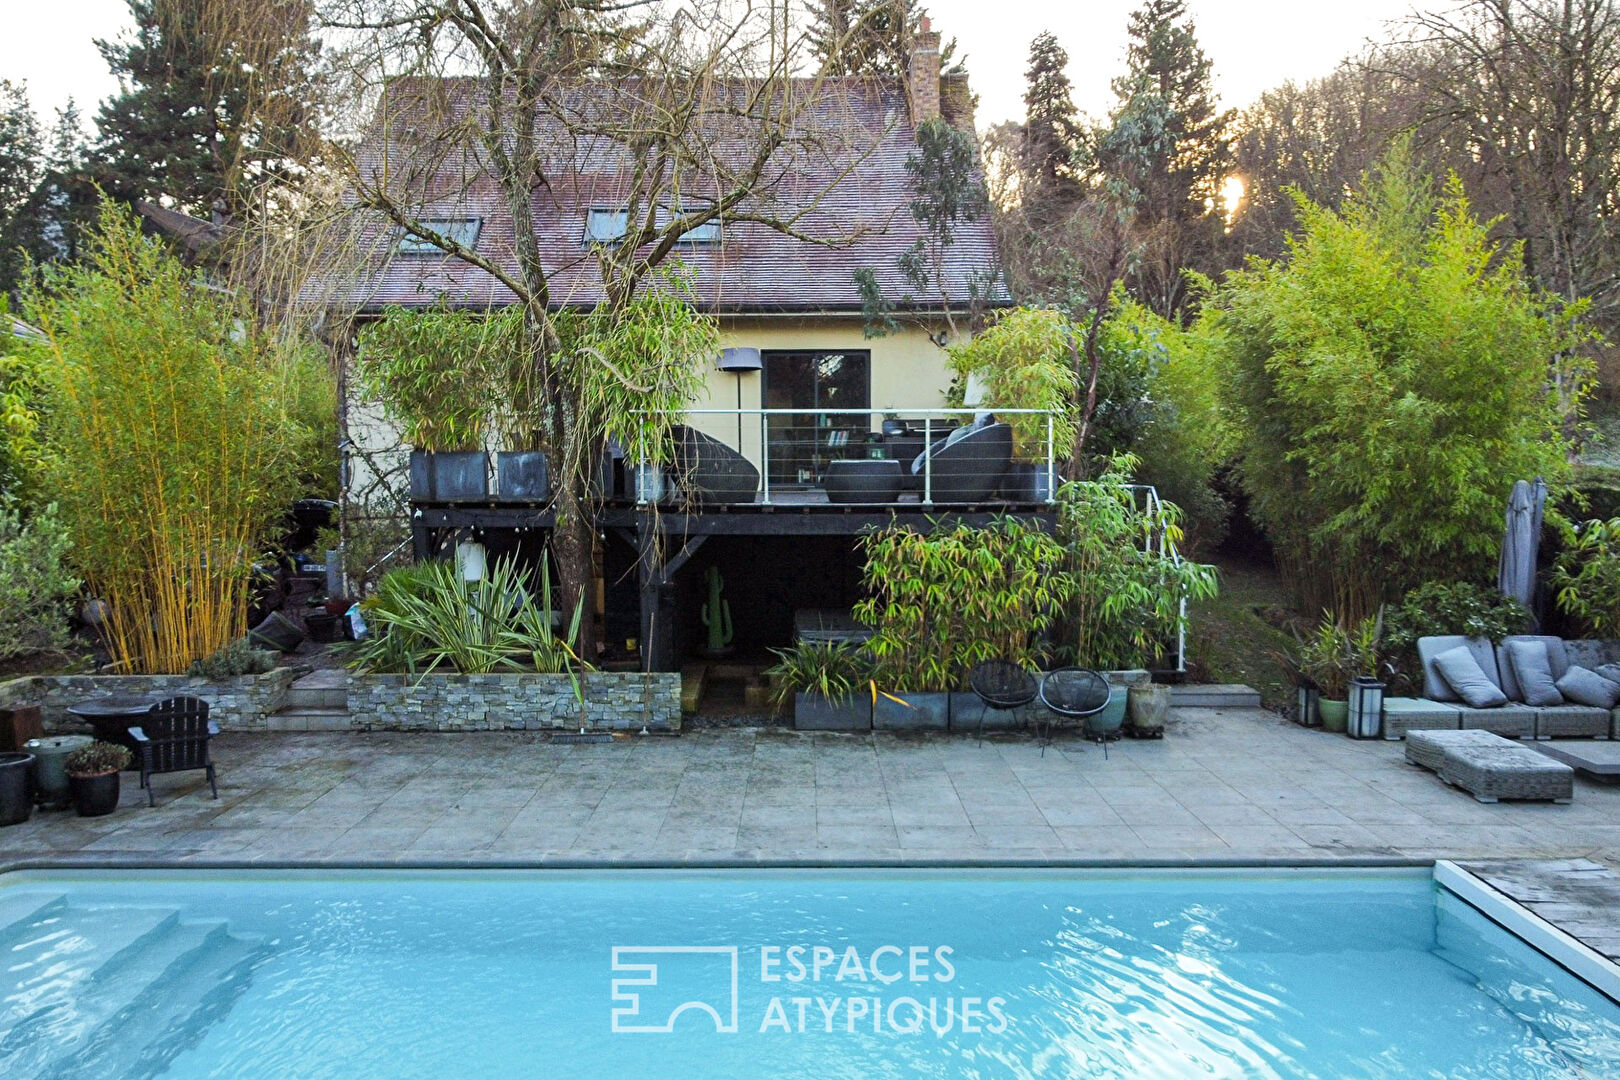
[331,21,1054,673]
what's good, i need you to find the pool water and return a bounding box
[0,868,1616,1079]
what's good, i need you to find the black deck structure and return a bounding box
[411,493,1059,672]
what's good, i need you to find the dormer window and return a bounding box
[582,205,720,246]
[398,218,482,254]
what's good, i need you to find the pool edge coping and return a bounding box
[1435,859,1620,1004]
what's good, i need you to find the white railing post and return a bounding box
[922,417,933,506]
[759,410,771,505]
[1046,412,1056,504]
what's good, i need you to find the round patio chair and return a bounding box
[1037,667,1111,757]
[968,660,1039,745]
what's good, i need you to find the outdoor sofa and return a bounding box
[1393,635,1619,742]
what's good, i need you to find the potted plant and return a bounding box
[1126,681,1171,738]
[1297,615,1354,733]
[1345,610,1386,740]
[65,741,132,817]
[766,641,871,731]
[355,306,495,503]
[0,750,34,826]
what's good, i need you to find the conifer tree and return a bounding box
[1020,31,1084,205]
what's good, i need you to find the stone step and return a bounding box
[283,669,347,709]
[267,707,352,732]
[1169,684,1263,709]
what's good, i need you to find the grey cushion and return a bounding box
[1595,663,1620,686]
[1433,646,1509,708]
[1496,635,1570,700]
[1418,636,1503,702]
[1555,666,1620,709]
[1504,639,1563,706]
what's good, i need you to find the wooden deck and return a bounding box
[1458,858,1620,964]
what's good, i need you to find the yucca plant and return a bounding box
[348,554,587,686]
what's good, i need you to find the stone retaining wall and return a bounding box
[345,672,681,732]
[0,669,301,732]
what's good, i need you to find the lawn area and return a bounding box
[1187,555,1303,711]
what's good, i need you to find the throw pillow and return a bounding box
[1556,666,1620,709]
[1505,639,1563,707]
[1595,662,1620,686]
[1432,646,1509,709]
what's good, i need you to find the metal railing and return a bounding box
[646,407,1061,507]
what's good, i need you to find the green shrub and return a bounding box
[0,498,78,659]
[853,516,1074,691]
[945,307,1078,458]
[1382,581,1529,659]
[187,637,278,680]
[1211,147,1589,617]
[1551,518,1620,638]
[0,343,50,504]
[354,304,507,452]
[1052,454,1219,670]
[1295,611,1382,699]
[349,554,586,677]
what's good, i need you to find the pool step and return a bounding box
[35,925,265,1080]
[0,892,67,944]
[0,901,264,1080]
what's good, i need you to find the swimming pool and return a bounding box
[0,867,1615,1079]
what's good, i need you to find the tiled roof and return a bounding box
[317,77,1004,314]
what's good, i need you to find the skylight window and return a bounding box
[398,218,482,254]
[582,206,720,246]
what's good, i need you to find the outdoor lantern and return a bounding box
[1295,682,1320,728]
[1347,676,1385,740]
[716,347,763,448]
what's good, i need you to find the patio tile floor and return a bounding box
[4,707,1620,867]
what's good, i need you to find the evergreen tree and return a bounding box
[1101,0,1233,319]
[809,0,964,79]
[20,104,100,270]
[94,0,323,217]
[1020,32,1084,204]
[0,82,42,299]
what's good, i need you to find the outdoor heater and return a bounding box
[717,346,762,449]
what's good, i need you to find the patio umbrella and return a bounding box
[1498,477,1547,620]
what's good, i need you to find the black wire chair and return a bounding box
[1037,668,1111,757]
[968,660,1039,745]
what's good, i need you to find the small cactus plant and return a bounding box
[700,565,734,657]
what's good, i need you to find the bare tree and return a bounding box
[315,0,889,651]
[1380,0,1620,327]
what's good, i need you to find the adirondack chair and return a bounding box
[128,696,220,807]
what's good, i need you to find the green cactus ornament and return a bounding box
[701,565,734,656]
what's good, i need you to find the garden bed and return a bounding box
[346,672,681,732]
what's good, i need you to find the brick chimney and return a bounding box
[908,16,941,125]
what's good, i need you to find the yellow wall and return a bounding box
[687,315,960,468]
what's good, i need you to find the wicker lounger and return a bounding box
[1381,698,1461,741]
[1404,729,1510,772]
[1456,706,1535,738]
[1436,744,1574,803]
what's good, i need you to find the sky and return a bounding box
[2,0,1424,132]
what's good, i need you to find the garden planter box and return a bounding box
[947,691,1032,732]
[409,450,490,502]
[873,691,949,731]
[793,693,870,731]
[494,451,551,502]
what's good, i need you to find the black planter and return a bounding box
[305,611,345,644]
[70,771,120,817]
[249,610,306,653]
[409,450,490,502]
[0,752,33,826]
[495,451,551,502]
[793,693,870,731]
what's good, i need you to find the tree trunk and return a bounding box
[551,483,599,662]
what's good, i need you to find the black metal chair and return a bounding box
[968,660,1038,745]
[129,696,220,807]
[1037,668,1111,757]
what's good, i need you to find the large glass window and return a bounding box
[762,350,871,485]
[398,218,482,254]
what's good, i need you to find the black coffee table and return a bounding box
[65,695,159,764]
[823,459,904,504]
